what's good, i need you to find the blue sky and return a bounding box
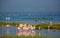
[0,0,60,16]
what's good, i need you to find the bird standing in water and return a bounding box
[17,24,23,36]
[6,24,10,35]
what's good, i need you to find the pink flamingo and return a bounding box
[17,24,23,36]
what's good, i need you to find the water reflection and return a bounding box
[0,26,60,37]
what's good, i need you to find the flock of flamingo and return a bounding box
[17,24,35,36]
[6,24,35,36]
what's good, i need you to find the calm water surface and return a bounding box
[0,26,60,38]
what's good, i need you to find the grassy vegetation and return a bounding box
[0,36,59,38]
[0,22,60,30]
[35,23,60,30]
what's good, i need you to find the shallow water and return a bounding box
[0,26,60,37]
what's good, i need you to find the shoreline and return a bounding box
[0,22,60,30]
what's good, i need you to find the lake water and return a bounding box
[0,26,60,38]
[0,15,60,24]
